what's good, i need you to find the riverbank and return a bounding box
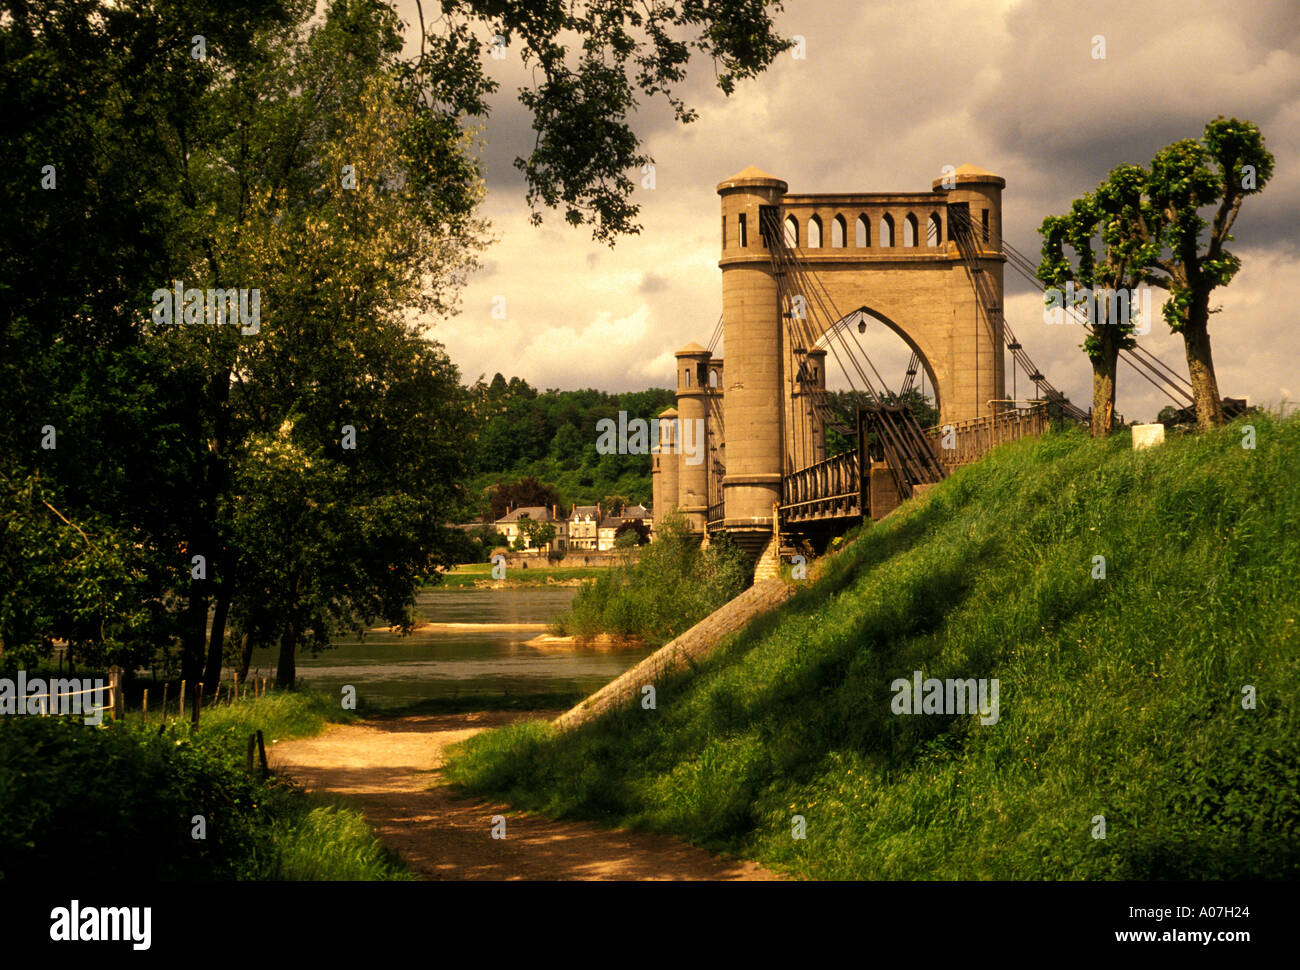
[430,563,610,589]
[446,415,1300,880]
[370,621,549,633]
[524,633,646,650]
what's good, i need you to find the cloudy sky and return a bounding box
[396,0,1299,423]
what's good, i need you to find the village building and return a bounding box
[568,504,602,551]
[494,505,567,553]
[488,501,654,556]
[597,515,625,551]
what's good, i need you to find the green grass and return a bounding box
[382,690,587,716]
[431,563,611,588]
[160,685,347,740]
[445,412,1300,879]
[0,691,412,881]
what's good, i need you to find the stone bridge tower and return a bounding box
[714,163,1006,533]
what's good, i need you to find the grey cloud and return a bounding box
[638,272,669,293]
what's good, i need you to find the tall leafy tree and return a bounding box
[1,0,792,688]
[1142,117,1273,429]
[1037,164,1153,436]
[162,3,486,687]
[0,0,299,667]
[1039,118,1272,432]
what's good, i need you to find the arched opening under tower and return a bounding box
[783,305,941,472]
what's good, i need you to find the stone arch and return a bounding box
[903,213,919,247]
[880,213,895,247]
[927,212,941,246]
[855,213,869,247]
[784,214,799,247]
[814,305,943,418]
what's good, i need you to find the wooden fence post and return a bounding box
[142,688,148,720]
[108,666,123,721]
[160,683,169,723]
[178,679,186,720]
[256,729,269,777]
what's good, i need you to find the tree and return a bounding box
[602,495,630,517]
[2,1,483,689]
[162,1,484,689]
[516,517,557,552]
[487,477,563,521]
[1,0,304,675]
[1143,118,1273,429]
[614,520,649,546]
[417,0,793,242]
[1,0,792,686]
[1037,165,1151,436]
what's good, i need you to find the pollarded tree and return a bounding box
[1142,117,1273,429]
[1038,164,1156,436]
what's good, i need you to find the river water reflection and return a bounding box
[244,587,654,709]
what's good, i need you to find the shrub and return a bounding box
[552,512,751,644]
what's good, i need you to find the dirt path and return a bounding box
[269,713,781,881]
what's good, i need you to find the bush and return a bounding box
[0,692,409,881]
[551,513,751,644]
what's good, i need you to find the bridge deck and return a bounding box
[709,402,1050,529]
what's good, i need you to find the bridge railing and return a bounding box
[781,449,862,523]
[925,402,1048,472]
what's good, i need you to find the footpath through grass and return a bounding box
[0,691,412,881]
[446,413,1300,879]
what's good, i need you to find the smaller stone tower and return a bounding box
[674,343,712,532]
[652,406,678,529]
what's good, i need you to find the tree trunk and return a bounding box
[1091,346,1119,436]
[180,587,208,685]
[236,633,254,682]
[201,583,232,694]
[276,621,298,689]
[1183,311,1224,430]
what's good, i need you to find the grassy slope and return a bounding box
[445,414,1300,879]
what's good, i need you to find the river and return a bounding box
[243,587,655,710]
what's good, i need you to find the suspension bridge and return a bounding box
[651,165,1201,568]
